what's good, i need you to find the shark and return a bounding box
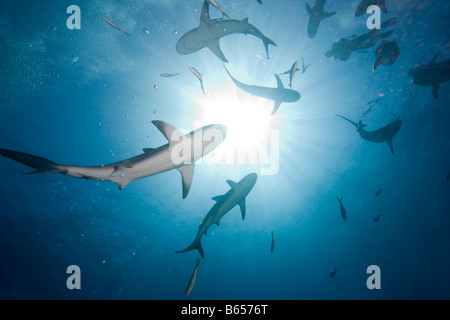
[176,173,258,258]
[408,52,450,99]
[305,0,336,39]
[224,66,301,116]
[176,1,276,63]
[355,0,388,17]
[0,121,227,199]
[336,115,402,154]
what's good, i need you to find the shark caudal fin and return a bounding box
[337,195,343,203]
[262,35,277,60]
[176,238,205,259]
[0,148,66,174]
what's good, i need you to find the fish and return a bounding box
[373,214,382,222]
[355,0,388,17]
[224,65,300,116]
[362,96,380,115]
[336,196,347,221]
[329,266,338,278]
[185,259,200,297]
[270,230,275,253]
[189,67,205,94]
[206,0,231,19]
[302,58,311,74]
[101,16,131,37]
[336,115,402,154]
[288,61,298,89]
[373,40,400,70]
[176,173,258,258]
[0,121,227,199]
[160,73,179,77]
[408,52,450,99]
[375,188,382,196]
[279,67,300,76]
[176,1,276,63]
[305,0,336,39]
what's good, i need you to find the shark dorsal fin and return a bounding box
[212,195,226,202]
[207,40,228,63]
[177,164,195,199]
[152,120,184,145]
[238,198,246,221]
[200,1,212,26]
[274,74,284,89]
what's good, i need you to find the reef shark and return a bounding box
[176,0,276,63]
[0,121,227,199]
[408,52,450,99]
[305,0,336,39]
[336,115,402,154]
[176,173,258,258]
[224,66,301,115]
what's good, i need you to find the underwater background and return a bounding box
[0,0,449,300]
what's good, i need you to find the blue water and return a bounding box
[0,0,449,300]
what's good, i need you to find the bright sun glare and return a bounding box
[194,84,276,166]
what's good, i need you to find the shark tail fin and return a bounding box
[0,148,64,174]
[176,238,205,259]
[262,36,277,60]
[337,195,343,203]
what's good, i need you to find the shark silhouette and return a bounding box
[224,66,300,115]
[176,173,257,258]
[305,0,336,39]
[0,121,227,198]
[176,1,276,63]
[355,0,388,17]
[336,115,402,154]
[408,52,450,99]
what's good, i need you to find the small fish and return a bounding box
[375,188,382,196]
[362,97,380,115]
[206,0,231,19]
[336,195,347,221]
[288,61,298,89]
[160,73,179,78]
[102,16,131,37]
[270,230,275,253]
[374,214,382,222]
[329,266,338,278]
[189,67,205,94]
[302,58,311,74]
[185,258,200,297]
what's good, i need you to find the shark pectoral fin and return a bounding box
[200,0,212,26]
[212,195,226,202]
[116,179,132,190]
[432,84,440,99]
[152,120,184,144]
[271,101,282,116]
[226,179,239,190]
[387,139,394,154]
[323,11,337,19]
[305,2,313,16]
[238,198,246,221]
[207,40,228,63]
[274,74,284,89]
[177,164,195,199]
